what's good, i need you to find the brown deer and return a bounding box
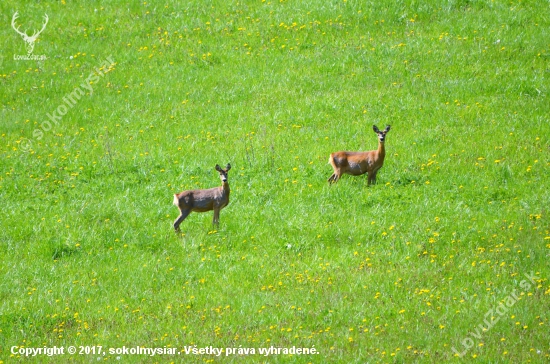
[328,125,391,185]
[173,164,231,231]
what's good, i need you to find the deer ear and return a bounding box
[373,125,380,133]
[384,125,391,132]
[226,163,231,171]
[215,164,222,171]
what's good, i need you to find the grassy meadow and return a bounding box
[1,0,549,362]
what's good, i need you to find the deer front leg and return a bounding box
[212,208,220,226]
[368,172,376,185]
[174,209,191,232]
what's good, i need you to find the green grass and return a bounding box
[1,0,549,362]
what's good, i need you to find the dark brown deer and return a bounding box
[173,164,231,231]
[328,125,391,185]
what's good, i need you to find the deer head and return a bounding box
[373,125,391,143]
[11,12,49,55]
[215,163,231,183]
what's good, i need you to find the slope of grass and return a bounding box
[1,0,549,362]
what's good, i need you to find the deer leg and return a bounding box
[328,172,340,184]
[368,172,376,186]
[174,209,191,232]
[212,208,220,226]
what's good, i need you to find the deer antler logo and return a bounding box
[11,12,49,55]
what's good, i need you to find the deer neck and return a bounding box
[222,182,230,195]
[377,141,386,158]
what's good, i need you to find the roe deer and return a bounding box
[328,125,391,185]
[173,164,231,231]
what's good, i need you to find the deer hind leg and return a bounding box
[328,170,341,184]
[174,208,191,232]
[328,156,340,184]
